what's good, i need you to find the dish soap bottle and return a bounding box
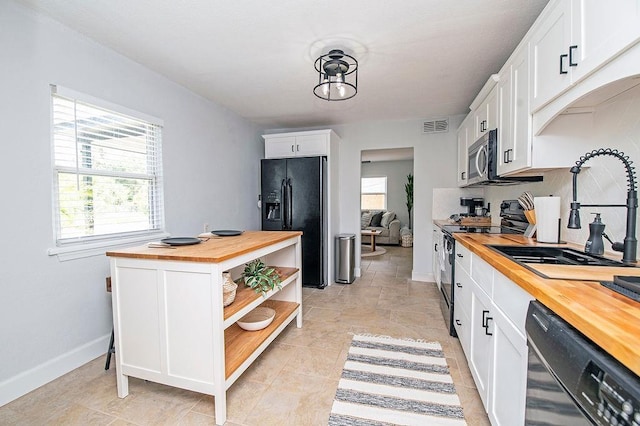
[584,213,605,255]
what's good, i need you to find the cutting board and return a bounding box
[529,264,640,281]
[460,216,492,226]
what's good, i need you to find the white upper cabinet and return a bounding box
[498,44,532,175]
[264,131,330,158]
[456,118,470,187]
[472,84,499,140]
[570,0,640,83]
[531,0,640,113]
[530,0,572,112]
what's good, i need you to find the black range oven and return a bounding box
[439,231,456,336]
[438,200,528,337]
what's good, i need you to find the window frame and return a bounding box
[48,85,167,260]
[361,176,388,210]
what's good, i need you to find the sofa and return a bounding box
[361,210,401,245]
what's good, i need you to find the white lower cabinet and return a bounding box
[453,266,472,358]
[488,306,528,426]
[469,281,493,407]
[433,226,443,288]
[455,242,533,425]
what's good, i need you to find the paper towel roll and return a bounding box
[534,196,561,243]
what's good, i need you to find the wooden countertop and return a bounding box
[452,232,640,377]
[106,230,302,263]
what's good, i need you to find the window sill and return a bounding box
[48,232,170,261]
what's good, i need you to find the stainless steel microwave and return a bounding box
[466,129,542,186]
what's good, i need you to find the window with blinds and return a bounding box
[361,177,387,210]
[51,87,164,246]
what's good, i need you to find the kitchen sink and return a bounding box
[488,245,626,267]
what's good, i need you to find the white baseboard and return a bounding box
[412,271,434,282]
[0,333,111,407]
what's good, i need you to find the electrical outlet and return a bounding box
[204,223,210,232]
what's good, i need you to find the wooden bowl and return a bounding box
[237,307,275,331]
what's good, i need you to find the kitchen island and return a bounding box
[106,231,302,426]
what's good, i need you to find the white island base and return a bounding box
[107,231,303,425]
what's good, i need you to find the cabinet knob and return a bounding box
[456,253,463,258]
[455,319,462,326]
[456,282,462,288]
[461,171,466,180]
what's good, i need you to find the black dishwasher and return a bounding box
[525,301,640,425]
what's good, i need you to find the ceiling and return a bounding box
[18,0,549,129]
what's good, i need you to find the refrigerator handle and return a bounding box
[281,178,287,230]
[286,178,293,229]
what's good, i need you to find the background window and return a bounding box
[51,87,164,246]
[361,177,387,210]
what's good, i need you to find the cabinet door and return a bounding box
[570,0,640,83]
[457,121,469,186]
[484,88,498,132]
[265,136,296,158]
[295,134,328,157]
[497,64,512,173]
[469,282,493,407]
[473,105,488,139]
[488,307,528,426]
[530,0,572,112]
[433,227,442,287]
[500,46,532,175]
[454,301,471,360]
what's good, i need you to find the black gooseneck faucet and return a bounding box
[568,148,638,265]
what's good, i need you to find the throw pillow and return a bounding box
[361,211,372,229]
[380,211,396,228]
[370,211,383,227]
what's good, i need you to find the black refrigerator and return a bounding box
[261,156,327,288]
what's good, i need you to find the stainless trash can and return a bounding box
[335,234,355,284]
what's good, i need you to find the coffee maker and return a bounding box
[460,197,485,216]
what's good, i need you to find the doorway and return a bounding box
[360,148,414,266]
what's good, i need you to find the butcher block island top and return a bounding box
[106,230,303,262]
[453,233,640,377]
[106,230,303,426]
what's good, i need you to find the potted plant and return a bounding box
[405,173,413,229]
[242,259,282,297]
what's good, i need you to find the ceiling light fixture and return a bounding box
[313,49,358,101]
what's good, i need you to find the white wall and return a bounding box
[484,84,640,255]
[361,159,414,228]
[332,118,462,281]
[0,1,263,405]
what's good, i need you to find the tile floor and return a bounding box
[0,245,490,425]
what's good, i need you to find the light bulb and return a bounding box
[321,74,329,96]
[338,85,346,97]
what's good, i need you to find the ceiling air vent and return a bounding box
[423,118,449,134]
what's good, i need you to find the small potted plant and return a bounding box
[242,259,282,297]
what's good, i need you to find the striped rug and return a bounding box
[329,334,467,426]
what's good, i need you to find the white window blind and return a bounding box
[51,87,165,246]
[361,177,387,210]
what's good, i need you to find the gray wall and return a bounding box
[361,160,414,228]
[333,118,462,281]
[0,1,264,404]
